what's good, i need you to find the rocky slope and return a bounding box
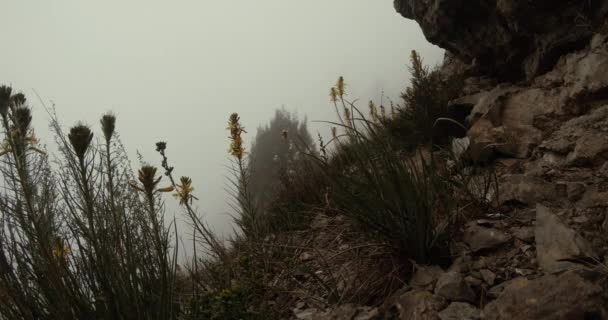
[293,2,608,319]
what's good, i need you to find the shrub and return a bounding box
[387,50,464,149]
[0,86,178,319]
[248,108,316,212]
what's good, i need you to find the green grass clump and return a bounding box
[387,50,464,150]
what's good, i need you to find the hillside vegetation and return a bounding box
[0,51,494,319]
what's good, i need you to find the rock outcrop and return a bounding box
[288,3,608,319]
[394,0,608,80]
[382,2,608,319]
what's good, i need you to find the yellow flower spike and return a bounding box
[174,176,198,205]
[52,238,70,261]
[336,76,346,97]
[369,100,378,122]
[330,87,338,104]
[227,113,246,160]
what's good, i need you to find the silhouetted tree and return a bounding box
[248,108,315,210]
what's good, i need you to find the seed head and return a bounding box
[100,113,116,142]
[137,165,161,195]
[380,105,386,120]
[331,127,337,139]
[11,93,26,107]
[68,124,93,159]
[281,129,288,141]
[155,141,167,152]
[0,86,12,117]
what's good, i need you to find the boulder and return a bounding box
[438,302,481,320]
[483,271,607,319]
[479,269,496,286]
[463,222,511,252]
[540,105,608,167]
[410,265,445,289]
[498,174,556,205]
[434,272,476,303]
[535,204,597,273]
[392,290,446,320]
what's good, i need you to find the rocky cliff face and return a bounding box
[364,1,608,319]
[291,4,608,319]
[394,0,608,80]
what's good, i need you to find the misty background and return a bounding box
[0,1,443,257]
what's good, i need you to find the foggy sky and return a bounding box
[0,1,443,256]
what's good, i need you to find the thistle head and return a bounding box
[100,113,116,142]
[14,107,32,137]
[68,124,93,159]
[335,76,346,97]
[0,86,12,117]
[137,165,161,195]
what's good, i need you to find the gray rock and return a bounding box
[464,275,482,287]
[394,0,608,80]
[410,265,444,289]
[393,290,446,320]
[483,271,607,319]
[535,204,597,273]
[540,106,608,167]
[463,222,511,252]
[439,302,481,320]
[434,272,476,303]
[498,174,555,205]
[479,269,496,286]
[486,278,519,299]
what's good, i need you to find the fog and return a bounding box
[0,1,443,256]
